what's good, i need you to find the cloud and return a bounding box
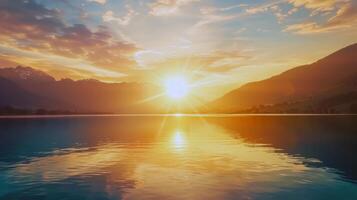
[220,4,248,11]
[149,0,199,16]
[289,0,338,14]
[0,0,138,76]
[242,1,298,23]
[135,48,251,73]
[88,0,106,5]
[328,1,357,25]
[194,13,236,28]
[244,0,345,24]
[285,1,357,34]
[202,51,251,72]
[245,0,284,15]
[200,4,247,14]
[102,5,137,26]
[187,6,242,33]
[0,43,126,78]
[134,50,166,68]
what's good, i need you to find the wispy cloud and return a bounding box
[0,44,126,78]
[245,0,285,15]
[285,1,357,34]
[103,5,137,26]
[88,0,106,5]
[289,0,338,14]
[149,0,199,16]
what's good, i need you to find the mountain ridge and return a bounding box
[1,43,357,114]
[210,43,357,113]
[0,66,162,113]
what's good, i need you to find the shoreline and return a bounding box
[1,113,356,119]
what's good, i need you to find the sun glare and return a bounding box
[164,76,189,100]
[172,131,186,151]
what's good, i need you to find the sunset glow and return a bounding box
[0,1,356,199]
[0,0,355,100]
[165,76,189,100]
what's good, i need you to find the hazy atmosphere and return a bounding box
[1,0,356,99]
[0,1,357,200]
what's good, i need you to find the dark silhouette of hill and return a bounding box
[1,43,357,114]
[0,77,42,108]
[0,66,162,114]
[211,43,357,113]
[0,66,55,83]
[0,67,70,111]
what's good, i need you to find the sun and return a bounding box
[164,76,189,100]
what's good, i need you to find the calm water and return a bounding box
[0,115,356,200]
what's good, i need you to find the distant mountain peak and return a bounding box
[0,66,55,83]
[0,65,164,113]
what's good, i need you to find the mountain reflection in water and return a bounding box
[0,115,356,200]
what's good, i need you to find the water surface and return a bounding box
[0,115,356,199]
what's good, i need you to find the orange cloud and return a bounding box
[285,1,357,34]
[289,0,338,13]
[135,50,251,74]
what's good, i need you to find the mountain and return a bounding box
[0,66,162,113]
[1,43,357,114]
[0,77,42,108]
[0,66,55,83]
[211,43,357,113]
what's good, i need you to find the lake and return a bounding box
[0,115,356,200]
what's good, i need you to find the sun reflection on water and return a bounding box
[171,130,186,151]
[1,117,357,199]
[174,113,183,117]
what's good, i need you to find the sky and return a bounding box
[0,0,356,99]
